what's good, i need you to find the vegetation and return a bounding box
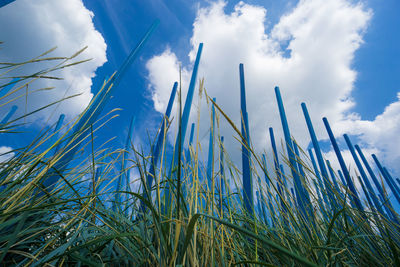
[0,21,399,266]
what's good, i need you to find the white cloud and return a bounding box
[0,146,14,162]
[146,0,376,173]
[341,93,400,174]
[146,48,191,114]
[0,0,107,124]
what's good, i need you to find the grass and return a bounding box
[0,24,400,266]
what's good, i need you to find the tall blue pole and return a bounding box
[186,123,195,163]
[308,148,330,209]
[372,155,400,205]
[275,87,309,220]
[355,145,398,222]
[343,134,386,217]
[326,160,342,199]
[164,43,203,212]
[269,128,285,202]
[144,83,177,199]
[301,103,336,210]
[239,64,253,217]
[322,118,363,212]
[206,98,216,191]
[219,136,225,214]
[219,136,225,196]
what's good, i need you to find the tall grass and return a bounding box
[1,21,399,266]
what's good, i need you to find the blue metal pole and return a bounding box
[343,134,386,217]
[383,167,400,197]
[187,123,195,163]
[337,170,346,186]
[206,98,216,191]
[184,122,196,198]
[164,44,203,211]
[293,140,312,205]
[308,148,330,209]
[301,103,336,210]
[372,154,400,205]
[326,160,342,199]
[219,136,225,214]
[269,127,285,203]
[145,83,177,196]
[262,154,270,188]
[275,87,309,220]
[355,145,398,222]
[322,117,363,212]
[219,136,225,198]
[239,64,254,217]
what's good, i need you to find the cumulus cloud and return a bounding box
[146,0,378,172]
[342,93,400,174]
[146,48,191,113]
[0,0,107,124]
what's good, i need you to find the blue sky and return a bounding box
[0,0,400,181]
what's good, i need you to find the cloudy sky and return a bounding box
[0,0,399,183]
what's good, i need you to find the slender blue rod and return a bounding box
[308,148,329,209]
[147,82,177,191]
[269,128,285,202]
[175,43,203,151]
[185,122,196,194]
[239,64,254,216]
[293,141,306,178]
[326,160,342,199]
[275,87,308,219]
[355,145,398,222]
[322,117,363,211]
[187,123,195,163]
[293,140,312,205]
[279,164,289,195]
[139,82,177,214]
[372,154,400,205]
[262,154,270,188]
[219,136,225,198]
[343,134,385,216]
[164,44,203,211]
[338,170,346,186]
[383,167,400,197]
[206,98,216,190]
[301,103,336,210]
[218,136,225,215]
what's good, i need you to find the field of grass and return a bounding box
[1,21,399,266]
